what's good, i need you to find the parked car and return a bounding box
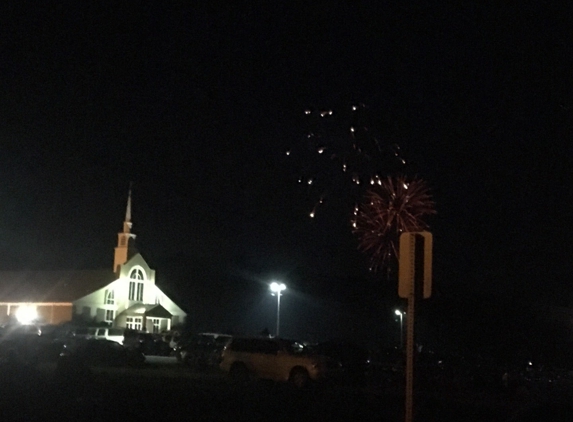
[160,331,181,351]
[0,323,42,338]
[70,327,125,344]
[308,339,371,384]
[219,336,331,388]
[124,332,172,356]
[176,332,232,368]
[59,338,145,368]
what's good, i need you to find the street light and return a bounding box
[395,309,405,348]
[270,282,286,337]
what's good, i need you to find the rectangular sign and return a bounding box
[398,231,433,298]
[398,232,415,298]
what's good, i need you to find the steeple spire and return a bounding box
[123,182,133,234]
[114,184,137,274]
[125,182,132,223]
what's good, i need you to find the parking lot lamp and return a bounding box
[395,309,405,348]
[270,282,286,337]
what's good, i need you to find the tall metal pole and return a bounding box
[399,231,433,422]
[399,312,404,348]
[405,292,415,422]
[276,292,281,337]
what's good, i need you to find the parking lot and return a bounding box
[1,334,573,422]
[0,354,555,422]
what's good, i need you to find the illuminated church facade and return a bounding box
[0,190,187,332]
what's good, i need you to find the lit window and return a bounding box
[129,281,144,301]
[105,290,115,305]
[151,318,160,333]
[128,268,145,301]
[129,281,135,300]
[105,310,115,322]
[126,317,142,331]
[129,268,145,280]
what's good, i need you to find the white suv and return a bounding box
[220,337,330,388]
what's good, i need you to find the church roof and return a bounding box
[0,270,117,303]
[118,303,173,318]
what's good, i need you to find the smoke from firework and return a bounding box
[352,176,436,272]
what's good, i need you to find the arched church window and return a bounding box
[128,267,145,301]
[129,268,145,280]
[105,289,115,305]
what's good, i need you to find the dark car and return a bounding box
[124,332,172,356]
[60,338,146,367]
[175,333,232,368]
[309,340,371,384]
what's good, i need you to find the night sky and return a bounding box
[1,3,572,342]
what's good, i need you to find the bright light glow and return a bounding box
[395,310,402,316]
[270,282,286,294]
[135,307,146,314]
[16,305,37,324]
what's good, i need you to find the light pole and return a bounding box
[395,309,405,348]
[270,282,286,337]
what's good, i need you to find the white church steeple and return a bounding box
[114,184,137,274]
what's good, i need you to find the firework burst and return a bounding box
[286,103,409,219]
[352,176,436,273]
[286,103,436,275]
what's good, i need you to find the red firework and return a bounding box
[352,176,436,272]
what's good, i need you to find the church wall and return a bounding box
[95,308,105,322]
[155,286,187,323]
[118,254,156,285]
[0,305,8,323]
[115,312,128,328]
[74,286,107,318]
[50,305,73,324]
[36,304,73,325]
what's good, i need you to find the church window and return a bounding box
[128,281,144,301]
[137,282,144,301]
[126,317,142,331]
[128,267,145,301]
[105,310,115,322]
[120,237,126,246]
[151,318,160,333]
[129,268,145,280]
[105,290,115,305]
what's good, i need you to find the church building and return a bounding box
[0,189,187,332]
